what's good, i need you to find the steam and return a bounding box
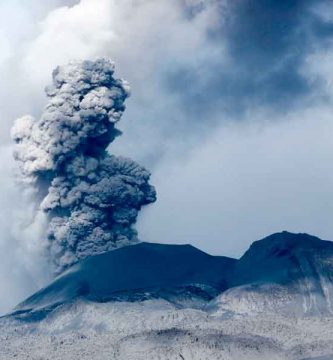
[11,58,156,274]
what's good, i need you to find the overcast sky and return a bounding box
[1,0,333,313]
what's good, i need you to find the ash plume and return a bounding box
[11,58,156,274]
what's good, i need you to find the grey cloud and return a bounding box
[162,0,333,119]
[12,58,156,274]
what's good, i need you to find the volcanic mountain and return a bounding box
[14,242,236,315]
[4,232,333,360]
[212,231,333,316]
[12,231,333,318]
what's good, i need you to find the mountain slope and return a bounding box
[4,232,333,359]
[15,242,236,314]
[13,232,333,317]
[212,231,333,316]
[232,231,333,286]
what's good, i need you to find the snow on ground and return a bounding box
[1,299,333,360]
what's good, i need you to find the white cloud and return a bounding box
[22,0,115,85]
[0,146,50,314]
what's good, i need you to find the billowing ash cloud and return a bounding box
[11,58,156,274]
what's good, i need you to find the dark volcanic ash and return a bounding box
[11,58,156,274]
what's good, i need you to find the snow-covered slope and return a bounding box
[3,299,333,360]
[211,232,333,316]
[14,242,235,315]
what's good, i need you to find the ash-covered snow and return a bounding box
[2,299,333,360]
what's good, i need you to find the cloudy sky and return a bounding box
[1,0,333,313]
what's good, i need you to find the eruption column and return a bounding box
[11,58,156,274]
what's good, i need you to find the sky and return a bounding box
[1,0,333,313]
